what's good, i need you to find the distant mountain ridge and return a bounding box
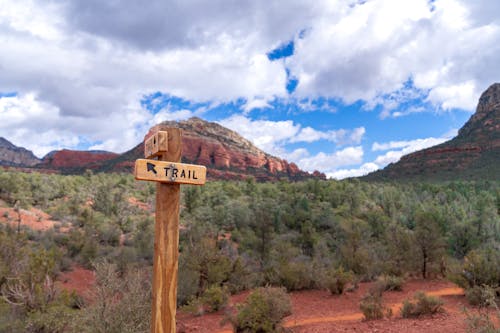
[0,137,40,167]
[92,117,324,181]
[365,83,500,181]
[1,118,324,181]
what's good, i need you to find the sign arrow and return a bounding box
[147,162,157,174]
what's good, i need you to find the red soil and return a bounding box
[57,266,95,296]
[0,206,65,231]
[177,280,494,333]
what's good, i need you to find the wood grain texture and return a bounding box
[151,127,182,333]
[145,131,168,159]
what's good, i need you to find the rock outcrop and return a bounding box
[0,137,40,167]
[99,117,323,181]
[365,83,500,181]
[40,150,118,172]
[0,117,322,181]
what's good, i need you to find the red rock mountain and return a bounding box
[94,117,324,181]
[40,150,118,170]
[0,117,322,181]
[365,83,500,181]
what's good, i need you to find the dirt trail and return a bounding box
[214,286,465,333]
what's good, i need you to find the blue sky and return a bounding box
[0,0,498,178]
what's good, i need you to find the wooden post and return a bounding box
[135,125,206,333]
[151,127,181,333]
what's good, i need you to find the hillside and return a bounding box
[0,137,40,167]
[39,150,119,171]
[94,117,324,181]
[1,117,323,181]
[365,83,500,181]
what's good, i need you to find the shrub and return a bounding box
[451,249,500,290]
[375,275,403,292]
[277,260,313,291]
[464,281,500,333]
[183,285,229,316]
[226,287,291,333]
[400,291,443,318]
[360,291,391,320]
[203,285,229,312]
[465,285,500,307]
[326,267,354,295]
[466,285,498,307]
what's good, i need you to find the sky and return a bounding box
[0,0,499,179]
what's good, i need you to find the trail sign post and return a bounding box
[134,126,206,333]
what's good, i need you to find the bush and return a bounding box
[183,285,229,316]
[465,285,500,307]
[466,285,499,307]
[325,267,354,295]
[400,291,444,318]
[276,260,313,291]
[451,249,500,290]
[375,275,403,292]
[226,287,291,333]
[359,291,391,320]
[464,283,500,333]
[203,285,229,312]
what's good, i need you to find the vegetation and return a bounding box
[225,287,291,333]
[0,168,498,329]
[374,275,404,292]
[400,292,444,318]
[359,289,391,320]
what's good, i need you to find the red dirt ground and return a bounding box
[57,266,95,296]
[0,206,66,231]
[53,267,498,332]
[177,279,497,333]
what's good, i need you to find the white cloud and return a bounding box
[371,136,450,166]
[217,115,300,155]
[331,132,456,178]
[218,115,365,156]
[372,136,452,152]
[278,146,366,177]
[329,162,379,179]
[291,126,365,145]
[0,0,498,170]
[295,146,364,174]
[243,99,271,113]
[289,0,500,112]
[426,81,477,110]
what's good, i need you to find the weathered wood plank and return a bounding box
[144,130,168,158]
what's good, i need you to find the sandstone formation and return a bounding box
[40,150,118,171]
[0,117,322,181]
[101,117,324,181]
[365,83,500,181]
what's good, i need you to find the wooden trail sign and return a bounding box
[134,126,205,333]
[134,159,206,185]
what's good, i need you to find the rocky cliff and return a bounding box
[365,83,500,181]
[0,137,40,167]
[39,150,119,172]
[0,117,322,181]
[97,117,323,181]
